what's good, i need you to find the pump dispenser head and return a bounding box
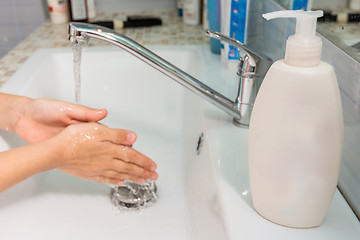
[263,10,324,67]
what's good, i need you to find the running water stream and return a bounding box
[72,43,82,104]
[72,43,158,210]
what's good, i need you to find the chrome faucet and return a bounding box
[68,22,272,127]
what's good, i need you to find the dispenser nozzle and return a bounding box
[263,10,323,38]
[263,10,323,20]
[262,10,324,67]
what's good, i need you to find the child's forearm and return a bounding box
[0,93,31,132]
[0,139,56,193]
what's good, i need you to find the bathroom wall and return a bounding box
[0,0,46,59]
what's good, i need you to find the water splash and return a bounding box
[72,43,82,104]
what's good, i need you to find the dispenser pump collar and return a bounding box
[263,10,324,67]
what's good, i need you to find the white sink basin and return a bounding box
[0,45,359,240]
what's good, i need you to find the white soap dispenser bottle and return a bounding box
[248,10,344,228]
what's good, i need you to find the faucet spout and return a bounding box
[68,22,272,127]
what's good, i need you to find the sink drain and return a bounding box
[110,180,158,209]
[196,132,204,155]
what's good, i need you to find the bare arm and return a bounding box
[0,93,30,132]
[0,122,158,193]
[0,93,158,193]
[0,92,108,143]
[0,140,56,192]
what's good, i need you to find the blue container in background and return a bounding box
[208,0,221,54]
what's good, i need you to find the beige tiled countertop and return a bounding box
[0,10,209,86]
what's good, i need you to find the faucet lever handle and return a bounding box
[205,29,260,67]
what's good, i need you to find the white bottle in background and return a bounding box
[248,10,344,228]
[87,0,96,19]
[183,0,201,25]
[46,0,68,24]
[177,0,184,16]
[68,0,88,22]
[202,0,209,30]
[350,0,360,11]
[220,0,231,67]
[220,0,249,72]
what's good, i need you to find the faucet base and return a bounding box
[232,118,249,128]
